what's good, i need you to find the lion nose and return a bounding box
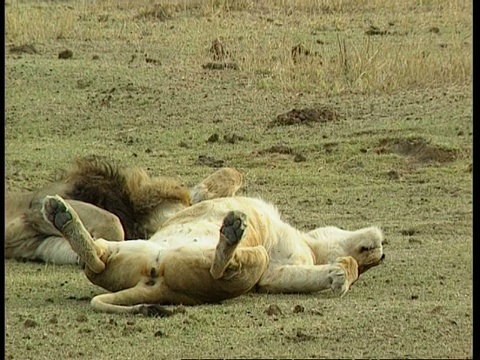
[380,253,386,261]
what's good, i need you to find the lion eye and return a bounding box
[360,246,373,253]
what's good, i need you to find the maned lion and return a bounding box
[5,156,243,265]
[39,193,386,315]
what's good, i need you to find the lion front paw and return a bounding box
[329,256,359,297]
[329,267,350,296]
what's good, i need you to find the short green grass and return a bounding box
[5,0,472,359]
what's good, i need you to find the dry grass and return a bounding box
[6,0,471,95]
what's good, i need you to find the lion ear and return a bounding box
[352,227,384,246]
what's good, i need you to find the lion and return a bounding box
[5,156,243,265]
[39,193,386,315]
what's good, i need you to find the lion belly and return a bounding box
[149,221,222,249]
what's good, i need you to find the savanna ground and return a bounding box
[4,0,472,359]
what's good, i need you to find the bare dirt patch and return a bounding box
[285,329,317,342]
[202,62,239,70]
[372,137,458,164]
[195,155,225,168]
[256,144,308,163]
[291,44,321,63]
[134,4,172,21]
[269,106,340,128]
[259,144,294,155]
[9,44,37,55]
[207,133,245,144]
[58,49,73,59]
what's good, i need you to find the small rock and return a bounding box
[76,314,88,322]
[408,237,422,244]
[207,133,219,143]
[58,49,73,59]
[400,228,417,236]
[293,154,306,163]
[265,304,282,316]
[386,170,401,180]
[24,319,38,328]
[293,305,305,313]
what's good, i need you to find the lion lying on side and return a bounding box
[40,193,385,315]
[5,156,243,265]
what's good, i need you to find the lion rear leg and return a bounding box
[190,168,243,204]
[210,210,247,279]
[89,282,185,315]
[162,244,268,304]
[41,195,105,273]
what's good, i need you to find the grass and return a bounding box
[6,0,471,94]
[5,0,472,359]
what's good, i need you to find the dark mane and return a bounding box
[57,156,190,239]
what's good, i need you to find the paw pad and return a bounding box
[220,211,247,245]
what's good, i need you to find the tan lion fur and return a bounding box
[5,156,244,265]
[40,194,385,315]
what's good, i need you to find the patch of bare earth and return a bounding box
[269,106,340,128]
[195,155,225,168]
[372,137,458,164]
[255,144,307,163]
[133,4,172,21]
[8,44,37,54]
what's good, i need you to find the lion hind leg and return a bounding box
[90,281,197,315]
[91,285,166,316]
[210,210,247,279]
[190,168,243,204]
[41,195,105,273]
[162,245,268,304]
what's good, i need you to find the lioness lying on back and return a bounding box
[41,193,385,315]
[5,156,243,265]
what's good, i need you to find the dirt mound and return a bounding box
[373,137,458,164]
[269,106,339,128]
[134,4,172,21]
[259,145,293,155]
[195,155,225,168]
[202,62,238,70]
[9,44,37,55]
[255,144,307,163]
[291,44,321,63]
